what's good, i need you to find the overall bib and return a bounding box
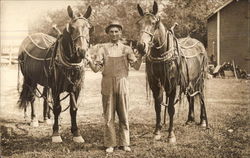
[101,54,130,147]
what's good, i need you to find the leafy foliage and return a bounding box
[28,0,228,47]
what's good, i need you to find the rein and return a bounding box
[155,31,168,49]
[72,35,88,42]
[57,42,84,68]
[23,82,71,112]
[146,30,177,63]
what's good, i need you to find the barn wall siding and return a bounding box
[220,0,248,72]
[207,15,217,62]
[207,0,250,73]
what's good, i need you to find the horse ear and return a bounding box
[66,23,70,33]
[155,17,160,29]
[89,26,95,34]
[67,6,74,19]
[84,6,92,19]
[152,1,158,15]
[137,4,144,16]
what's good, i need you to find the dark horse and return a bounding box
[17,34,55,127]
[18,5,93,143]
[136,1,208,143]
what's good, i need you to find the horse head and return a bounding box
[136,1,169,55]
[62,5,93,63]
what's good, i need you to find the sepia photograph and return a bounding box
[0,0,249,157]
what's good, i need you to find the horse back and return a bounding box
[178,37,207,84]
[18,33,56,86]
[18,33,56,58]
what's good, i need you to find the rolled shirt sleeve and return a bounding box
[94,46,105,68]
[125,46,142,70]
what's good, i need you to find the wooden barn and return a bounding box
[207,0,250,73]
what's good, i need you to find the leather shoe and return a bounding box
[122,146,131,152]
[105,147,114,153]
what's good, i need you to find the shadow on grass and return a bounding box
[1,123,104,156]
[1,121,162,157]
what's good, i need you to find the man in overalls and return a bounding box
[86,20,145,153]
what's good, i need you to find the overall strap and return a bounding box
[103,45,110,57]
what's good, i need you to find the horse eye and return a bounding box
[70,26,75,32]
[136,23,141,29]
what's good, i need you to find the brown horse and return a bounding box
[18,33,55,127]
[18,5,93,143]
[136,1,208,143]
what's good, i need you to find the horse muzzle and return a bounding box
[137,42,149,55]
[77,47,87,59]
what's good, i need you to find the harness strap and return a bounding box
[155,31,168,49]
[147,51,177,63]
[180,41,200,49]
[42,36,50,48]
[23,46,52,61]
[57,42,84,68]
[181,53,204,59]
[28,35,49,50]
[25,82,72,113]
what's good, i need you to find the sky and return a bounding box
[1,0,78,47]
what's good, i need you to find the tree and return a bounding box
[28,0,228,47]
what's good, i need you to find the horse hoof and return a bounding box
[45,119,52,125]
[154,134,161,140]
[186,120,195,125]
[73,136,85,143]
[200,120,207,128]
[24,116,28,121]
[30,120,39,127]
[52,136,63,143]
[168,136,176,144]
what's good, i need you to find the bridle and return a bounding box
[137,13,180,64]
[57,16,92,66]
[67,16,92,48]
[137,13,168,50]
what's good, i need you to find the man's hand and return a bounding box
[136,43,146,56]
[85,52,92,64]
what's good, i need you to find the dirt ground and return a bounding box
[0,65,250,158]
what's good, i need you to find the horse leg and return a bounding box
[70,92,84,143]
[47,88,52,120]
[24,107,28,121]
[52,95,62,143]
[30,98,39,127]
[199,93,208,128]
[43,87,52,125]
[152,87,163,140]
[18,77,34,123]
[26,83,39,127]
[186,94,195,124]
[167,87,176,143]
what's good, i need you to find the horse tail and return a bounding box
[17,50,35,109]
[18,81,28,109]
[17,56,22,94]
[17,78,36,109]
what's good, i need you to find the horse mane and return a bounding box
[150,22,174,58]
[61,28,74,60]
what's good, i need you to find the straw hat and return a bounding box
[105,20,123,34]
